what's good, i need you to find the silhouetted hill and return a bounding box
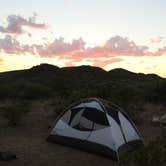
[0,64,165,104]
[31,63,60,71]
[0,64,162,82]
[109,68,162,80]
[0,64,163,88]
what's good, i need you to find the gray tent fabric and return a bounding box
[47,98,143,160]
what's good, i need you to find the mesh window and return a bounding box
[61,107,84,125]
[78,116,94,131]
[62,106,110,131]
[81,107,109,130]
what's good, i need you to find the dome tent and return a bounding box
[47,98,143,160]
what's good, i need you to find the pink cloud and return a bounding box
[91,58,123,67]
[36,36,149,60]
[0,35,166,58]
[36,37,85,57]
[0,14,48,34]
[0,35,34,54]
[64,58,82,67]
[0,34,166,70]
[103,36,148,55]
[71,36,147,58]
[156,46,166,56]
[150,36,164,43]
[64,57,123,67]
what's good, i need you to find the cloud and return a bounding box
[36,37,85,57]
[0,35,34,54]
[91,58,123,67]
[0,34,165,69]
[34,36,149,60]
[64,57,123,67]
[156,46,166,56]
[104,36,148,55]
[150,36,164,43]
[0,14,48,34]
[64,58,83,66]
[76,36,149,59]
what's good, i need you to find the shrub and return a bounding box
[0,85,13,99]
[121,130,166,166]
[17,83,54,99]
[145,80,166,104]
[0,81,54,100]
[50,97,74,117]
[0,101,30,126]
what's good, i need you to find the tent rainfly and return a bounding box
[47,98,143,160]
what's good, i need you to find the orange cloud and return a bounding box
[36,36,149,59]
[0,34,166,70]
[91,58,123,67]
[64,57,123,67]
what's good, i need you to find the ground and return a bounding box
[0,100,164,166]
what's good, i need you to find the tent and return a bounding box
[47,98,143,160]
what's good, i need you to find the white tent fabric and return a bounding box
[48,98,143,160]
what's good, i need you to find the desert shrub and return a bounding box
[0,85,13,99]
[50,97,74,117]
[121,130,166,166]
[21,83,53,99]
[145,80,166,104]
[0,81,54,100]
[113,86,141,105]
[122,104,144,124]
[0,101,30,126]
[51,90,99,117]
[92,81,144,106]
[68,89,98,100]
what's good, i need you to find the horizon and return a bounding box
[0,63,165,78]
[0,0,166,77]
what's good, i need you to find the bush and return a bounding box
[49,97,74,117]
[145,80,166,104]
[0,85,13,99]
[122,104,144,124]
[0,81,54,100]
[17,82,54,99]
[121,130,166,166]
[0,101,30,126]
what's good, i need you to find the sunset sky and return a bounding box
[0,0,166,77]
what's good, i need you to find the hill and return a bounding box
[0,63,165,105]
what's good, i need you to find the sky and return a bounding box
[0,0,166,77]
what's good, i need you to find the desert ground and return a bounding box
[0,100,164,166]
